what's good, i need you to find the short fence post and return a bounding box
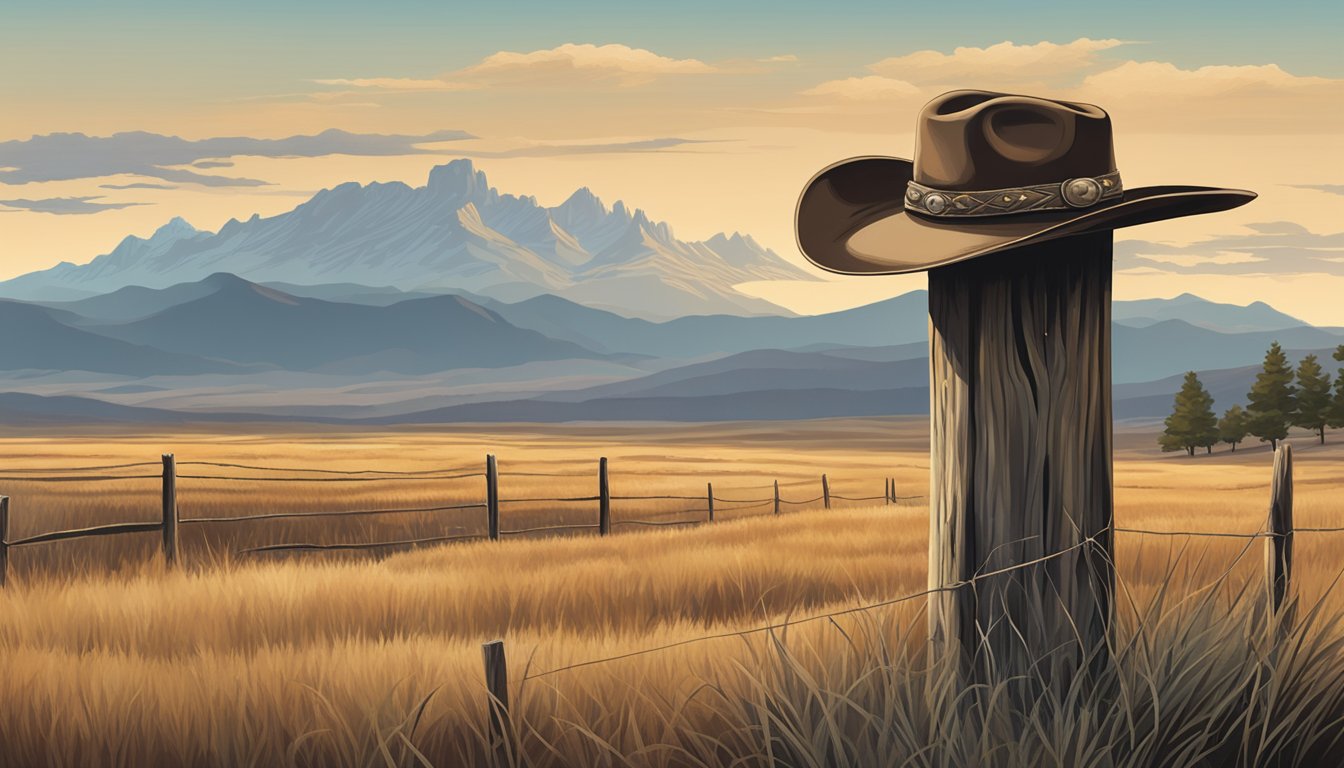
[821,474,830,509]
[885,478,892,505]
[1268,444,1294,622]
[598,456,611,536]
[486,454,500,541]
[773,480,780,515]
[161,454,178,568]
[707,482,715,523]
[0,496,9,588]
[481,639,511,762]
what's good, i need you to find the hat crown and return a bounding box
[914,90,1116,190]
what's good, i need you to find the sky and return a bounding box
[1,1,1342,321]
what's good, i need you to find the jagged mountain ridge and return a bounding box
[0,160,816,319]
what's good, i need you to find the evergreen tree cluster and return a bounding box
[1159,342,1344,455]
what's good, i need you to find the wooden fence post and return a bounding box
[0,496,9,588]
[1268,444,1294,621]
[707,482,714,523]
[885,478,892,505]
[161,454,178,568]
[598,456,611,536]
[927,234,1115,683]
[774,480,780,516]
[821,474,830,509]
[481,639,511,762]
[486,454,500,541]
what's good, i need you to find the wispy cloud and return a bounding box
[0,196,150,215]
[0,128,475,186]
[317,42,718,92]
[795,38,1344,132]
[1289,184,1344,196]
[1116,222,1344,275]
[460,137,716,159]
[99,182,178,190]
[312,77,478,92]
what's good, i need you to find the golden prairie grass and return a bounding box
[0,417,1342,766]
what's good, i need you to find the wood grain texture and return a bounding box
[1268,444,1294,623]
[927,232,1115,680]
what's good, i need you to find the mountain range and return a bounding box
[0,159,1338,426]
[0,160,813,319]
[0,272,1340,423]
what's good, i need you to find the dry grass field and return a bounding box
[0,417,1343,766]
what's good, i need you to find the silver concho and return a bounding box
[1061,177,1103,208]
[923,193,948,214]
[905,186,922,203]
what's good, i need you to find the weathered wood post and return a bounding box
[928,234,1115,680]
[794,89,1253,691]
[821,474,830,509]
[598,456,611,536]
[773,480,780,515]
[481,639,511,762]
[161,454,178,568]
[707,482,715,523]
[885,478,892,505]
[0,496,9,588]
[485,454,500,541]
[1267,444,1294,623]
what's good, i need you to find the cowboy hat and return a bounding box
[795,90,1256,275]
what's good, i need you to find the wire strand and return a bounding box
[524,535,1100,680]
[179,461,479,476]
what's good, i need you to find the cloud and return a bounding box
[1116,222,1344,275]
[795,38,1344,132]
[1290,184,1344,196]
[0,128,475,186]
[760,54,799,63]
[460,137,716,159]
[319,42,717,92]
[99,182,177,190]
[800,38,1127,103]
[800,75,921,101]
[0,196,149,215]
[192,160,233,169]
[1082,61,1334,96]
[313,77,478,92]
[870,38,1126,87]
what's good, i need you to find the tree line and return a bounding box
[1161,343,1344,455]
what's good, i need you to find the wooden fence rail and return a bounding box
[0,454,913,585]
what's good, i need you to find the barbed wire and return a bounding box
[178,461,480,476]
[0,474,161,483]
[177,473,481,483]
[524,535,1101,680]
[183,502,486,525]
[0,461,161,473]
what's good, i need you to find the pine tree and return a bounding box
[1331,344,1344,434]
[1246,342,1297,450]
[1294,354,1333,444]
[1161,371,1218,455]
[1219,404,1249,452]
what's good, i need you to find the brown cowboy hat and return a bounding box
[795,89,1256,275]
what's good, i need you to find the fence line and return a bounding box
[177,473,481,483]
[0,475,161,483]
[182,502,488,525]
[0,454,916,580]
[179,461,480,476]
[0,462,161,474]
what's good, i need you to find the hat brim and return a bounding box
[795,156,1257,275]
